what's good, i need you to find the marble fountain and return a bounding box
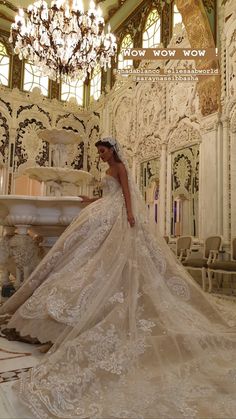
[0,129,94,294]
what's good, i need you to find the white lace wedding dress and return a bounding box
[1,174,140,343]
[4,174,236,418]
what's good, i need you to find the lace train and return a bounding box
[3,175,236,417]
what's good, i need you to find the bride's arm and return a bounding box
[117,164,135,227]
[79,195,100,203]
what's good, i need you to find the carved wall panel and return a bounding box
[0,112,9,164]
[171,144,199,236]
[87,124,100,179]
[167,81,198,124]
[55,114,87,169]
[136,82,164,146]
[140,158,160,203]
[0,85,99,194]
[225,25,236,98]
[113,95,134,149]
[136,135,161,164]
[15,118,48,168]
[167,121,201,153]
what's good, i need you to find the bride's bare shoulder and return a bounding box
[116,162,126,171]
[116,163,128,180]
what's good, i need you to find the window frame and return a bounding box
[60,77,84,106]
[142,8,161,49]
[22,61,50,97]
[172,2,183,28]
[118,33,134,70]
[0,42,11,88]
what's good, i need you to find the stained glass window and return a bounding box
[118,34,133,70]
[142,9,161,48]
[173,3,182,27]
[90,65,101,101]
[0,43,10,87]
[61,78,84,105]
[23,62,49,96]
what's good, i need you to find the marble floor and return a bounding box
[0,328,43,419]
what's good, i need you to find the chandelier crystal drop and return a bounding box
[10,0,117,82]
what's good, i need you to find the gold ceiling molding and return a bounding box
[0,0,17,12]
[0,10,13,22]
[175,0,219,116]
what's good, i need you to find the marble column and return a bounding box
[222,116,230,241]
[165,152,172,237]
[216,117,223,236]
[158,143,167,235]
[230,126,236,239]
[8,126,17,195]
[199,114,221,239]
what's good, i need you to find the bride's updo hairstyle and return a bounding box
[95,138,122,163]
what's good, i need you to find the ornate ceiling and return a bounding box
[0,0,144,33]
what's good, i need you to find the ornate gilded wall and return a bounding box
[0,87,99,194]
[88,0,236,241]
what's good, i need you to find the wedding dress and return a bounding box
[0,174,137,343]
[3,139,236,418]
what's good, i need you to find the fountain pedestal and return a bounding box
[0,195,87,295]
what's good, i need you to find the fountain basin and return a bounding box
[0,195,85,228]
[17,167,93,197]
[38,128,81,145]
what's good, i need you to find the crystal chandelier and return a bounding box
[10,0,117,82]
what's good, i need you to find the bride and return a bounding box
[3,137,236,418]
[0,137,136,344]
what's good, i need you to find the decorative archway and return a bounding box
[175,0,219,116]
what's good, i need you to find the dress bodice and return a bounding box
[101,175,121,197]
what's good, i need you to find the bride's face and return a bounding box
[97,145,113,162]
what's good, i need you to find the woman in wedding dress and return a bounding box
[3,137,236,418]
[0,138,136,344]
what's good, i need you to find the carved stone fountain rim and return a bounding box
[37,128,82,145]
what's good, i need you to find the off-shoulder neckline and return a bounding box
[104,173,120,185]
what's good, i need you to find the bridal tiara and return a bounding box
[100,137,120,155]
[101,137,117,147]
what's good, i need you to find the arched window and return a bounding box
[118,34,133,70]
[90,65,101,101]
[0,42,10,87]
[142,9,161,48]
[23,62,49,96]
[61,78,84,105]
[173,3,182,28]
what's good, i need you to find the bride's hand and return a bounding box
[79,195,91,203]
[127,213,135,227]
